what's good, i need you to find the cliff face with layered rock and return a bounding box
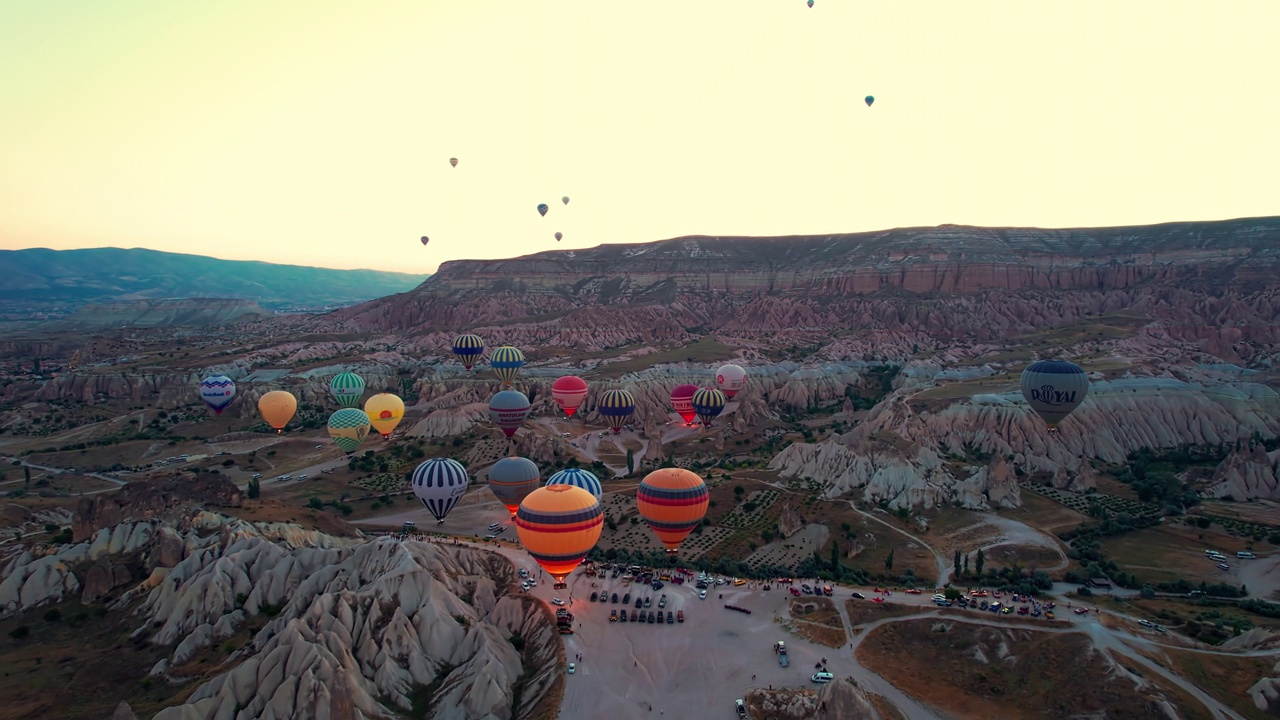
[0,513,559,720]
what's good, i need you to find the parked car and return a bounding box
[567,663,576,674]
[552,598,565,606]
[590,592,598,602]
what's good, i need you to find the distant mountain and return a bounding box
[0,247,426,321]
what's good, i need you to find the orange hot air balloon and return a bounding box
[636,468,709,554]
[515,485,603,583]
[257,390,298,434]
[364,392,405,439]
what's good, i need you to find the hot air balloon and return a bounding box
[257,390,297,434]
[421,236,429,246]
[330,371,365,409]
[555,232,563,242]
[597,388,635,434]
[552,375,589,417]
[515,485,603,584]
[199,375,236,415]
[808,0,814,6]
[537,203,549,217]
[865,95,875,107]
[450,157,458,167]
[489,389,531,438]
[489,456,541,519]
[1020,360,1089,431]
[327,408,371,454]
[490,346,525,386]
[411,457,470,524]
[546,467,602,500]
[669,384,698,426]
[691,387,727,428]
[562,196,570,205]
[636,468,709,554]
[715,364,747,398]
[452,333,485,370]
[364,392,405,439]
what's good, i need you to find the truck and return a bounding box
[775,641,789,667]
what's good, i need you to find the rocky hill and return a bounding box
[278,217,1280,363]
[43,298,273,331]
[0,247,425,322]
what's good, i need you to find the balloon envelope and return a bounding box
[537,203,549,217]
[327,408,371,454]
[489,389,531,438]
[597,388,636,434]
[552,375,589,417]
[808,0,814,6]
[516,485,603,583]
[636,468,709,553]
[450,157,458,167]
[1020,360,1089,429]
[452,333,485,370]
[411,458,470,523]
[865,95,875,106]
[490,346,525,386]
[364,393,405,438]
[257,390,297,433]
[330,371,365,409]
[489,456,541,518]
[420,236,429,246]
[562,196,570,205]
[669,384,699,425]
[555,232,563,241]
[546,467,602,500]
[691,387,727,427]
[715,364,747,398]
[199,375,236,414]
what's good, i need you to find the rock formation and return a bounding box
[1204,445,1280,501]
[777,501,804,539]
[74,474,243,542]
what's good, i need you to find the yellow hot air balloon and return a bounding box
[364,392,405,439]
[257,390,297,434]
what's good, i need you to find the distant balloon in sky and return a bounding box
[808,0,814,7]
[450,157,458,167]
[537,203,549,217]
[865,96,875,107]
[555,232,563,241]
[420,236,429,246]
[562,196,570,205]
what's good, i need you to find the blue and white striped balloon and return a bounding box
[545,467,602,500]
[411,458,470,523]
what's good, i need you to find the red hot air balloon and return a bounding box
[552,375,589,417]
[669,384,698,426]
[516,485,603,584]
[636,468,709,555]
[489,389,531,438]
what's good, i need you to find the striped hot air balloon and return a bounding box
[411,458,470,524]
[490,346,525,386]
[691,387,727,427]
[489,456,541,518]
[330,371,365,409]
[546,467,602,500]
[327,408,371,454]
[636,468,709,554]
[551,375,589,417]
[597,388,635,434]
[199,375,236,415]
[669,384,698,426]
[516,485,603,583]
[452,334,485,370]
[489,390,531,438]
[1020,360,1089,431]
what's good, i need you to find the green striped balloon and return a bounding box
[328,408,371,454]
[330,371,366,409]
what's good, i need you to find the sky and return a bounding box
[1,1,1277,275]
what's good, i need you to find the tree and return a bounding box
[23,466,30,486]
[626,449,635,474]
[962,554,969,576]
[975,548,985,577]
[247,479,261,499]
[1140,584,1156,599]
[830,541,840,575]
[884,550,895,572]
[953,550,961,571]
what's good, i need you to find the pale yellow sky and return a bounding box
[2,1,1277,274]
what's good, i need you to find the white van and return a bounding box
[488,523,502,532]
[811,672,834,683]
[1237,551,1256,559]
